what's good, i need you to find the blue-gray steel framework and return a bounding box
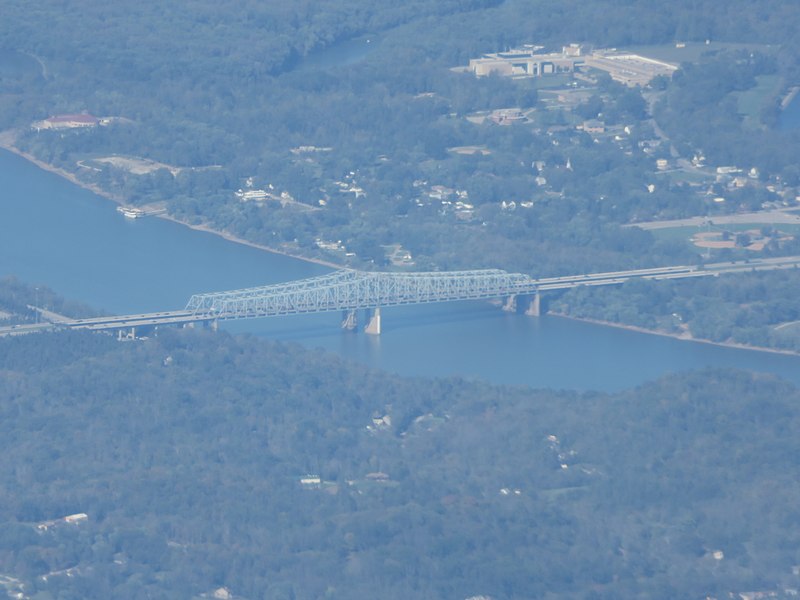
[185,269,538,320]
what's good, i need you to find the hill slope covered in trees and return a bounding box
[1,329,799,599]
[3,0,800,275]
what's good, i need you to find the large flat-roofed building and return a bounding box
[33,113,100,130]
[467,44,677,86]
[583,52,678,86]
[469,44,584,78]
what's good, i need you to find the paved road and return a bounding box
[60,255,800,331]
[0,322,58,336]
[3,255,799,336]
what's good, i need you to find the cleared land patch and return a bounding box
[93,156,182,176]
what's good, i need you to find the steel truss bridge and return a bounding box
[179,256,800,331]
[1,255,798,337]
[185,268,537,319]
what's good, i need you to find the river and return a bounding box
[2,148,800,391]
[287,34,381,72]
[780,89,800,130]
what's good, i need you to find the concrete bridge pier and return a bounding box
[364,307,381,335]
[525,292,541,317]
[341,310,357,331]
[502,295,518,312]
[193,319,218,331]
[502,293,541,316]
[117,327,136,341]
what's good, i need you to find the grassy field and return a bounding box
[648,221,800,257]
[703,222,800,235]
[534,74,577,89]
[735,74,783,128]
[648,226,704,254]
[654,169,714,185]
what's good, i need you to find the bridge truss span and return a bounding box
[185,269,539,321]
[19,255,794,338]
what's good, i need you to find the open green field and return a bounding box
[654,168,714,185]
[648,221,800,259]
[534,74,577,89]
[706,222,800,235]
[650,222,800,237]
[647,225,700,242]
[735,74,783,128]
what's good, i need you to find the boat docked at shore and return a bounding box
[117,206,145,219]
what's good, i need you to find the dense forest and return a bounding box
[551,268,800,352]
[3,3,800,595]
[1,328,799,599]
[0,276,99,325]
[1,1,800,274]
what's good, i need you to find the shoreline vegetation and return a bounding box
[154,213,342,270]
[550,311,800,358]
[0,131,342,270]
[2,132,798,359]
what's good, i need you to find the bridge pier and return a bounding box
[364,308,381,335]
[525,292,541,317]
[59,260,800,338]
[502,295,518,312]
[502,293,541,316]
[117,326,136,341]
[341,310,357,331]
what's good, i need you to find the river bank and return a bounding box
[781,85,800,109]
[550,311,800,358]
[4,143,800,390]
[4,133,800,360]
[0,132,341,270]
[155,212,342,269]
[0,131,126,204]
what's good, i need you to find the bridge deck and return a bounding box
[8,255,796,334]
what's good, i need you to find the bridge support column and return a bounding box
[364,308,381,335]
[210,319,218,332]
[502,295,518,312]
[525,292,541,317]
[118,327,136,340]
[341,310,357,331]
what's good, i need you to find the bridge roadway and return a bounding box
[2,255,798,336]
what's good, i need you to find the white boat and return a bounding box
[117,206,144,219]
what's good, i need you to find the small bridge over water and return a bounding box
[3,256,799,337]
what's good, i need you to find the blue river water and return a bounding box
[780,90,800,131]
[2,148,800,391]
[286,34,380,73]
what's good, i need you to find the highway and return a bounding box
[1,255,798,336]
[0,322,59,336]
[67,310,204,330]
[0,310,209,337]
[532,256,800,291]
